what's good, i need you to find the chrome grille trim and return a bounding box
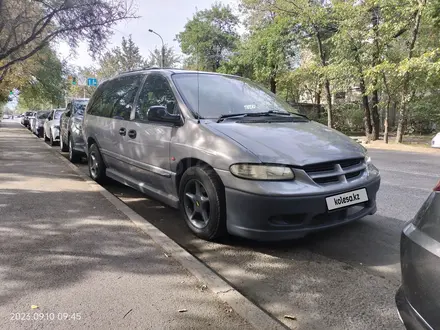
[303,158,366,185]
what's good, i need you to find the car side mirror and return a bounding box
[147,106,181,125]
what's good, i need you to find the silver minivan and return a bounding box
[83,69,381,241]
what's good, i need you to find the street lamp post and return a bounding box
[148,29,165,68]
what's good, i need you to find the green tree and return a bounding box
[220,16,296,94]
[176,3,239,72]
[0,0,135,75]
[97,35,145,80]
[242,0,338,128]
[146,45,181,68]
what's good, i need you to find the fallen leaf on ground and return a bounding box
[284,315,297,320]
[178,309,188,313]
[31,305,39,309]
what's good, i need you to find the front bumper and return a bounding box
[396,286,433,330]
[225,177,380,241]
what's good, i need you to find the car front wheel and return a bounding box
[179,165,226,241]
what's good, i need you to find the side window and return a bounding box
[48,111,53,120]
[97,75,141,120]
[87,82,107,116]
[135,74,178,122]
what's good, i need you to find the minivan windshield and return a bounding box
[172,73,301,119]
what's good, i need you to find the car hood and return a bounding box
[208,120,365,166]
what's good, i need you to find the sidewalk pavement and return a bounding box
[0,121,253,329]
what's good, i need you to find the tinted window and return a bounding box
[172,73,301,119]
[87,83,107,116]
[25,111,33,116]
[136,74,178,122]
[47,111,54,120]
[37,111,49,119]
[89,75,141,119]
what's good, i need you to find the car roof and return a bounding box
[116,68,236,79]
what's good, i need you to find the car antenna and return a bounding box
[195,6,201,124]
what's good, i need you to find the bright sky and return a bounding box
[57,0,241,68]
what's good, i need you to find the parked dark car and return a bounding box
[21,111,35,127]
[82,68,381,241]
[396,180,440,330]
[60,98,89,163]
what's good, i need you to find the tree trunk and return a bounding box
[360,79,372,140]
[270,75,276,94]
[315,29,332,128]
[382,73,391,143]
[371,88,380,140]
[316,89,321,118]
[371,6,381,141]
[396,0,424,143]
[324,80,333,128]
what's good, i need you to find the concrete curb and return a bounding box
[21,125,287,330]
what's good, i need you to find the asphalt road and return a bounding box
[18,118,440,329]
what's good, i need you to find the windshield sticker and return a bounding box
[244,104,256,110]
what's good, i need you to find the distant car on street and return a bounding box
[44,108,65,146]
[60,98,89,162]
[3,114,10,119]
[31,110,50,137]
[27,112,36,130]
[21,111,34,127]
[431,133,440,148]
[396,179,440,330]
[82,68,381,241]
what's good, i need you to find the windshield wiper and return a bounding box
[217,111,291,123]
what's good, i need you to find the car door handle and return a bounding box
[128,130,137,139]
[119,128,126,136]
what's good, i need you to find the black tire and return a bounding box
[44,130,49,142]
[179,165,226,241]
[49,130,55,146]
[88,144,107,183]
[68,135,81,163]
[60,134,68,152]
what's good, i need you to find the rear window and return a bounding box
[54,111,64,119]
[73,100,89,116]
[25,111,33,116]
[37,112,49,119]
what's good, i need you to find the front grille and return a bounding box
[303,158,366,185]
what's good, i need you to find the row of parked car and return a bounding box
[20,68,437,330]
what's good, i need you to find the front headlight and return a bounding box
[230,164,295,181]
[364,152,371,163]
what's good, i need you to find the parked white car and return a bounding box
[431,133,440,148]
[44,108,65,146]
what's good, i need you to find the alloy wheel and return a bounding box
[89,152,99,178]
[183,179,211,229]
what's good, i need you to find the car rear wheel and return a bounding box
[179,165,226,241]
[60,134,68,152]
[68,135,81,163]
[88,144,107,183]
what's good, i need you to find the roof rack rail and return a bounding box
[117,67,162,75]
